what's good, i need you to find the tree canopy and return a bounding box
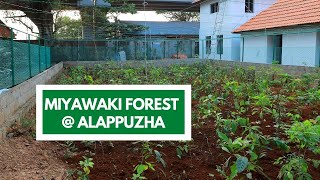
[156,11,199,22]
[1,0,146,39]
[54,16,82,39]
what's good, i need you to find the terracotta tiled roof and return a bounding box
[233,0,320,33]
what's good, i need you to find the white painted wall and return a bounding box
[241,32,319,67]
[199,0,277,60]
[282,32,318,67]
[241,35,271,64]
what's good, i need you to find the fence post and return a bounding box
[28,34,31,77]
[38,38,41,73]
[10,28,15,86]
[190,40,193,58]
[163,40,166,59]
[176,40,179,59]
[45,40,48,69]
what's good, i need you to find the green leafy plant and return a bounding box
[287,119,320,154]
[252,93,272,119]
[132,163,155,180]
[176,143,189,159]
[77,156,94,180]
[216,128,269,179]
[154,150,167,168]
[216,117,249,135]
[198,94,223,119]
[63,141,78,159]
[132,142,156,179]
[275,154,312,180]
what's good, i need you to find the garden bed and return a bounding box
[2,62,320,180]
[55,63,320,180]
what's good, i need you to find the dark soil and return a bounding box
[65,118,319,180]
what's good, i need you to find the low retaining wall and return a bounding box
[64,59,320,76]
[0,62,63,139]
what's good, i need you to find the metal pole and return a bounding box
[38,38,41,72]
[28,34,31,77]
[10,28,15,86]
[45,40,48,69]
[134,41,137,60]
[78,30,80,61]
[190,40,193,58]
[242,37,245,62]
[176,40,179,59]
[163,40,166,59]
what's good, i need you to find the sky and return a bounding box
[0,10,168,40]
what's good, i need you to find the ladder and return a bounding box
[208,0,227,59]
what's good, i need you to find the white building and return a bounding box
[196,0,276,60]
[233,0,320,67]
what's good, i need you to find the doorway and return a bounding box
[273,35,283,64]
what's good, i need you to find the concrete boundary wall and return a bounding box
[0,62,63,139]
[64,59,320,76]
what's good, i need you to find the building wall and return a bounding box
[282,32,318,67]
[199,0,277,60]
[241,31,319,67]
[0,62,63,139]
[241,35,271,64]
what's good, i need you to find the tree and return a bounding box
[80,0,145,39]
[0,0,145,39]
[54,16,82,39]
[156,11,200,22]
[0,0,67,39]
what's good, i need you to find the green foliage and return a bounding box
[198,94,223,119]
[216,123,269,179]
[82,141,95,148]
[54,16,82,39]
[252,93,272,119]
[156,11,200,22]
[154,150,167,168]
[77,156,94,180]
[176,143,189,159]
[55,62,320,180]
[272,137,291,153]
[275,155,312,180]
[287,120,320,153]
[132,163,155,180]
[216,116,249,135]
[236,156,248,173]
[298,89,320,105]
[80,0,146,39]
[132,142,158,179]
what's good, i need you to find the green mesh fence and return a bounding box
[51,39,199,63]
[0,26,51,90]
[0,39,12,89]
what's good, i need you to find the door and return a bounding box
[273,35,283,64]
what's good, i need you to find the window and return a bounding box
[211,3,219,13]
[217,35,223,55]
[206,36,211,54]
[245,0,254,13]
